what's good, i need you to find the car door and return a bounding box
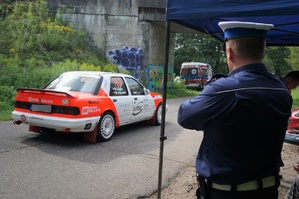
[109,76,132,125]
[124,77,155,122]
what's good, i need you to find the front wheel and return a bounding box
[97,112,115,142]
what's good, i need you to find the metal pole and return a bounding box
[157,19,171,199]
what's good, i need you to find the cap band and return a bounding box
[224,28,267,40]
[218,21,274,41]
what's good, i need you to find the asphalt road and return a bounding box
[0,97,203,199]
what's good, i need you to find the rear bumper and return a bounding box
[12,111,100,133]
[184,83,204,89]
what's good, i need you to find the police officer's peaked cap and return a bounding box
[218,21,274,40]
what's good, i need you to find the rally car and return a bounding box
[287,107,299,134]
[285,107,299,145]
[12,71,166,143]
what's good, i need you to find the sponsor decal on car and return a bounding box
[82,106,100,115]
[133,101,143,116]
[88,100,99,104]
[28,97,54,104]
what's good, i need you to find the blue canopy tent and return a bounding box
[166,0,299,46]
[157,1,299,198]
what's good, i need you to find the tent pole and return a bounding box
[157,19,171,199]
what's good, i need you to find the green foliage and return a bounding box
[0,86,16,121]
[291,87,299,110]
[166,80,198,98]
[264,46,292,77]
[0,86,15,106]
[287,47,299,71]
[0,0,104,65]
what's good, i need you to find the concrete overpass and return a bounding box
[46,0,197,90]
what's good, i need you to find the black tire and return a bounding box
[97,112,115,142]
[154,103,162,125]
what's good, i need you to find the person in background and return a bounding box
[279,71,299,175]
[280,71,299,93]
[177,21,292,199]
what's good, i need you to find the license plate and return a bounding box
[31,104,52,113]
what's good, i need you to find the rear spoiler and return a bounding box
[16,88,74,98]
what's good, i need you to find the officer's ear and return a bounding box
[227,46,234,60]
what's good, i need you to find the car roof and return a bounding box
[61,71,133,78]
[182,62,209,65]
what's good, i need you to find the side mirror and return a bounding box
[144,88,150,95]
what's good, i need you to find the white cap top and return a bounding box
[218,21,274,40]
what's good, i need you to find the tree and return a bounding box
[287,47,299,71]
[174,33,226,75]
[264,46,291,77]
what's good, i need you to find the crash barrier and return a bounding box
[284,133,299,146]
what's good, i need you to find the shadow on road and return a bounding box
[19,121,182,164]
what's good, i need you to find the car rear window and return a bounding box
[45,74,101,94]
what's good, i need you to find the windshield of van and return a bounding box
[181,68,198,77]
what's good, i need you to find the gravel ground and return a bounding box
[148,143,299,199]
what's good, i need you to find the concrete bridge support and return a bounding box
[46,0,175,90]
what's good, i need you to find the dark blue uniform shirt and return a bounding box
[178,63,292,185]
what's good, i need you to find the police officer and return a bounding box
[177,21,292,199]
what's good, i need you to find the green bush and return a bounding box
[292,87,299,110]
[166,80,198,98]
[0,85,16,121]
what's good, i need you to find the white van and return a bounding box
[179,62,213,90]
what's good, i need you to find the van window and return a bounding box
[202,68,208,77]
[181,68,198,77]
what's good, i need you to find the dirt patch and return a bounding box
[148,143,299,199]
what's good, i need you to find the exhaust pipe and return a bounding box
[13,120,22,125]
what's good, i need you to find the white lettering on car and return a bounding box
[28,97,54,104]
[82,106,100,115]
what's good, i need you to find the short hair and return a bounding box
[285,71,299,81]
[228,37,265,60]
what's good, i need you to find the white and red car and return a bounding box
[285,108,299,145]
[12,71,166,143]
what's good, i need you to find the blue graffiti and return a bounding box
[108,46,144,79]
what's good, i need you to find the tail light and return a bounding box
[52,105,80,115]
[15,101,30,109]
[15,101,80,115]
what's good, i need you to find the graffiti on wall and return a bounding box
[108,46,144,79]
[145,64,174,91]
[108,46,174,91]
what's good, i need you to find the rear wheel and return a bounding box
[97,112,115,142]
[154,103,162,125]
